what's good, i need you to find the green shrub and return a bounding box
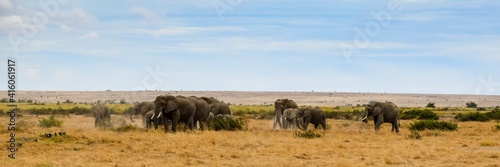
[466,101,477,108]
[39,116,63,128]
[208,117,247,131]
[68,106,92,115]
[294,130,323,139]
[426,102,436,108]
[408,120,457,131]
[487,107,500,120]
[401,109,438,120]
[455,112,491,122]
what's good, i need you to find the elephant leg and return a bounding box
[314,124,318,129]
[375,116,384,131]
[142,116,147,128]
[321,122,327,130]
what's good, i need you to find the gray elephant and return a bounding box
[209,102,231,116]
[361,101,400,133]
[297,107,326,130]
[92,104,111,128]
[151,95,196,132]
[188,96,210,131]
[145,110,165,129]
[129,101,155,128]
[273,99,299,130]
[283,108,300,129]
[200,96,221,104]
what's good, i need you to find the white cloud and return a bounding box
[60,23,73,32]
[0,15,24,31]
[0,0,13,11]
[130,7,159,21]
[55,8,95,25]
[79,31,99,40]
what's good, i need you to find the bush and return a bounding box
[400,109,438,120]
[426,102,436,108]
[466,101,477,108]
[39,116,63,128]
[208,117,247,131]
[408,120,458,131]
[68,107,91,115]
[294,130,323,139]
[455,112,491,122]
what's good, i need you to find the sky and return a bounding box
[1,0,499,95]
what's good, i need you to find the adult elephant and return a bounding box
[209,102,231,116]
[129,101,155,128]
[188,96,210,131]
[151,95,196,132]
[273,99,298,130]
[361,101,400,133]
[297,107,326,130]
[283,108,300,129]
[92,104,111,128]
[200,97,221,104]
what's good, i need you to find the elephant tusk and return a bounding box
[361,116,367,120]
[150,113,155,120]
[156,112,162,119]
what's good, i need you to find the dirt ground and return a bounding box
[1,115,499,167]
[15,91,500,107]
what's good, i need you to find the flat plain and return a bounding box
[1,91,499,166]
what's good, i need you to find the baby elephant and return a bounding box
[297,107,327,130]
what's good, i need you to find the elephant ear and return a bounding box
[372,102,384,116]
[165,96,180,113]
[210,103,220,113]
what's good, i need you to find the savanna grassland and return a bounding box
[1,91,500,166]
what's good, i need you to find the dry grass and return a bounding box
[2,115,499,167]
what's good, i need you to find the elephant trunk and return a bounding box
[361,109,369,123]
[152,107,162,129]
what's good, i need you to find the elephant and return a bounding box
[92,104,111,128]
[361,101,400,133]
[129,101,155,128]
[283,108,300,129]
[208,112,215,122]
[297,107,327,130]
[273,99,298,130]
[209,102,231,116]
[145,110,165,129]
[188,96,210,131]
[200,96,221,105]
[151,95,196,132]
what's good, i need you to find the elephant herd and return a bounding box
[124,95,231,132]
[273,99,401,133]
[91,96,400,133]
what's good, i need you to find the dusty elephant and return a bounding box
[273,99,298,130]
[297,107,327,130]
[92,104,111,128]
[283,108,300,129]
[152,95,196,132]
[361,101,400,133]
[188,96,210,131]
[129,101,155,128]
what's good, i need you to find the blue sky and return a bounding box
[1,0,499,95]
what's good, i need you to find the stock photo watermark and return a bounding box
[132,65,170,92]
[340,0,402,63]
[210,0,243,20]
[8,0,70,53]
[7,59,17,159]
[475,74,500,95]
